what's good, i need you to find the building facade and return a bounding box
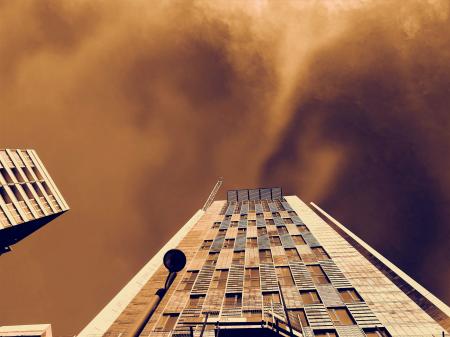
[0,149,69,254]
[80,188,449,337]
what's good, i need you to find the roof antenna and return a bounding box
[202,177,223,211]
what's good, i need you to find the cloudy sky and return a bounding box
[0,0,449,335]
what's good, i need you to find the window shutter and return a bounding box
[280,233,296,248]
[191,265,215,295]
[273,215,284,227]
[257,234,270,250]
[289,262,315,289]
[316,284,344,307]
[346,302,382,328]
[226,264,245,294]
[304,304,334,329]
[240,203,249,215]
[234,232,246,252]
[301,232,321,248]
[281,201,293,212]
[260,263,279,292]
[320,260,353,288]
[335,326,366,337]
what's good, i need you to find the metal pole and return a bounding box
[199,312,209,337]
[124,272,177,337]
[278,281,294,337]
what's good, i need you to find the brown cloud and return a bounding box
[0,0,448,335]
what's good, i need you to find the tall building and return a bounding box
[0,149,69,254]
[0,324,53,337]
[80,187,449,337]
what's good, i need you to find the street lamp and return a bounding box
[125,249,187,337]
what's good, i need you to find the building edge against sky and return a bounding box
[0,149,69,254]
[79,188,449,336]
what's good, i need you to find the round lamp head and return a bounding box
[163,249,186,273]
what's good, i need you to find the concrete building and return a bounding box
[79,187,449,337]
[0,324,53,337]
[0,149,68,254]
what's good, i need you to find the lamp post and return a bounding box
[124,249,186,337]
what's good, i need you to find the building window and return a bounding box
[297,225,309,233]
[277,226,288,235]
[312,247,330,260]
[327,308,355,326]
[232,251,245,264]
[276,267,294,286]
[257,227,267,236]
[290,309,309,327]
[338,289,362,303]
[248,220,256,227]
[157,313,179,331]
[269,236,282,247]
[285,248,301,262]
[314,331,337,337]
[230,221,238,227]
[211,270,228,289]
[300,290,321,304]
[224,293,242,307]
[180,271,198,290]
[363,328,391,337]
[212,222,220,229]
[288,211,298,217]
[205,253,219,265]
[283,217,293,224]
[200,240,213,250]
[306,265,330,285]
[263,292,281,305]
[265,219,275,226]
[247,237,257,248]
[188,295,205,308]
[259,250,272,263]
[223,239,235,249]
[292,235,306,245]
[245,268,260,287]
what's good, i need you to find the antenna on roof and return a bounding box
[202,177,223,211]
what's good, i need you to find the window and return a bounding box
[238,228,246,234]
[200,240,213,250]
[300,290,321,304]
[259,250,272,263]
[277,226,288,235]
[232,251,245,264]
[328,308,354,325]
[314,331,337,337]
[292,235,306,245]
[188,295,205,308]
[180,271,198,290]
[283,217,293,224]
[269,236,282,246]
[211,270,228,289]
[247,237,257,248]
[290,309,309,327]
[339,289,362,303]
[276,267,294,286]
[263,292,281,305]
[297,225,309,232]
[312,247,330,260]
[230,221,238,227]
[257,227,267,236]
[265,219,275,226]
[224,293,242,307]
[307,265,329,285]
[205,253,219,265]
[363,328,390,337]
[288,211,297,216]
[245,268,260,287]
[212,222,220,229]
[223,239,235,249]
[285,248,301,262]
[248,220,256,227]
[157,313,179,331]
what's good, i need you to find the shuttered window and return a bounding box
[263,292,281,304]
[338,289,362,303]
[224,293,242,306]
[301,291,321,304]
[328,308,355,326]
[245,268,260,287]
[180,271,198,291]
[269,236,282,247]
[276,267,294,286]
[306,265,330,285]
[247,238,257,248]
[292,235,306,245]
[223,239,235,249]
[314,331,337,337]
[285,248,301,262]
[363,329,390,337]
[259,250,272,263]
[200,240,213,250]
[312,247,330,260]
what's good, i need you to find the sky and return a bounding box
[0,0,449,335]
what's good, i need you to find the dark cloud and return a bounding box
[0,0,448,335]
